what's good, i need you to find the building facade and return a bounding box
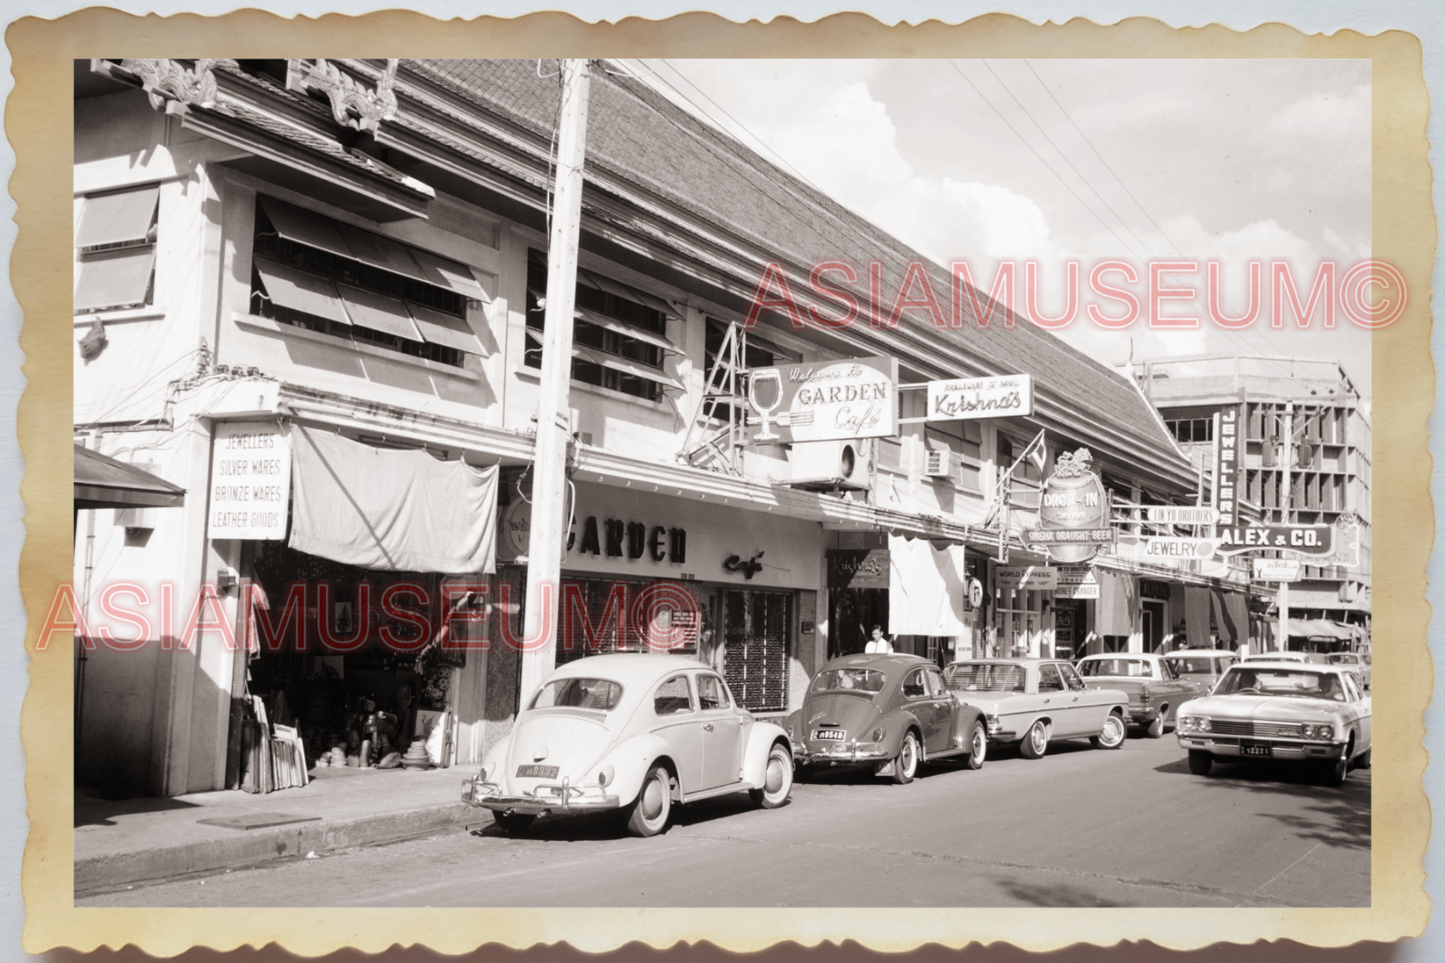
[74,58,1245,798]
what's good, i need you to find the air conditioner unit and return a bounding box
[923,449,953,478]
[787,439,871,491]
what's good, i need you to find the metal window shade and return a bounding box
[575,304,680,354]
[409,248,489,301]
[76,186,159,248]
[257,196,354,260]
[578,267,677,318]
[74,246,156,311]
[573,344,684,391]
[406,300,487,355]
[334,223,429,282]
[253,256,350,325]
[337,283,423,340]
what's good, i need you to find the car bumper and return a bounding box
[1128,708,1161,726]
[461,780,620,815]
[796,744,892,765]
[1176,736,1346,761]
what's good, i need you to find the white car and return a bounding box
[1176,661,1372,786]
[461,653,794,836]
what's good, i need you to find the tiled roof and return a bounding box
[405,60,1188,480]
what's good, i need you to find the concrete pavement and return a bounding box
[76,733,1370,907]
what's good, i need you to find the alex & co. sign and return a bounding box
[1215,523,1334,556]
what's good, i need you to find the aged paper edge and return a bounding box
[13,9,1434,956]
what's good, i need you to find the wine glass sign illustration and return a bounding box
[748,368,784,441]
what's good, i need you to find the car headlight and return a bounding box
[1179,716,1210,733]
[1303,724,1335,740]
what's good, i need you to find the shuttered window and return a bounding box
[74,186,158,313]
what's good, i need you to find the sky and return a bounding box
[634,59,1374,396]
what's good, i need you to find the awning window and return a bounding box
[529,287,680,354]
[334,222,429,282]
[406,300,487,355]
[578,267,677,319]
[410,248,489,302]
[573,344,685,391]
[253,256,350,326]
[76,186,158,249]
[258,196,354,260]
[75,246,156,313]
[337,283,422,340]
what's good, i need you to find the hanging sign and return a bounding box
[826,548,891,589]
[1253,558,1303,581]
[1215,523,1335,557]
[926,374,1032,421]
[1142,537,1219,560]
[748,356,898,444]
[1031,448,1112,563]
[1055,566,1100,599]
[1146,506,1220,525]
[1214,406,1245,528]
[208,421,290,539]
[996,565,1058,590]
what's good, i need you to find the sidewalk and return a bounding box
[75,763,490,895]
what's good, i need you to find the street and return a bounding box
[77,733,1370,908]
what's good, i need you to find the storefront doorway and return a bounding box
[1142,599,1167,653]
[828,586,888,659]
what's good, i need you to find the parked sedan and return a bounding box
[785,654,987,784]
[1326,651,1371,691]
[461,654,794,837]
[943,658,1129,758]
[1162,649,1238,692]
[1075,652,1206,738]
[1176,661,1372,786]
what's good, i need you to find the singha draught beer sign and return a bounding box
[1024,448,1115,563]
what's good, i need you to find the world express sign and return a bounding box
[1214,524,1334,557]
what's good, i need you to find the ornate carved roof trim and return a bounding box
[286,58,399,132]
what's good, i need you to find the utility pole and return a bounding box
[519,59,591,704]
[1276,402,1293,653]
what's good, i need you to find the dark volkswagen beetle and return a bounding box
[783,654,988,784]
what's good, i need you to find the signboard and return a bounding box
[748,356,898,443]
[1142,537,1219,560]
[1146,506,1220,525]
[996,565,1058,590]
[1216,523,1334,557]
[926,374,1033,421]
[826,548,890,589]
[1214,406,1244,529]
[1253,558,1303,582]
[1055,566,1100,599]
[208,421,290,539]
[1033,449,1112,562]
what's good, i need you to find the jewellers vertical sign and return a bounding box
[208,421,290,539]
[1214,405,1244,530]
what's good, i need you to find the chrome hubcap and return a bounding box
[641,777,664,819]
[766,758,785,793]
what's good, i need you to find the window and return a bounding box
[75,185,158,313]
[1166,418,1215,443]
[1038,664,1065,692]
[901,669,928,699]
[525,249,682,402]
[250,195,489,368]
[653,675,695,715]
[1059,664,1087,692]
[531,678,624,712]
[698,674,731,710]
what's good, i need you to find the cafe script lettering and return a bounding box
[751,356,898,443]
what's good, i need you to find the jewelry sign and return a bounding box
[208,421,290,539]
[926,373,1033,421]
[748,356,898,443]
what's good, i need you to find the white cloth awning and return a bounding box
[888,534,968,637]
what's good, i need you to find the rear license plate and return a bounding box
[812,729,844,741]
[516,764,559,778]
[1240,742,1273,757]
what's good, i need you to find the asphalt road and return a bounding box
[77,732,1370,908]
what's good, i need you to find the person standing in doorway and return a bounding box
[864,625,894,654]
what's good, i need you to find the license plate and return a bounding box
[812,729,844,741]
[516,764,559,778]
[1240,742,1273,757]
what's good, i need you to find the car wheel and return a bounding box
[1019,720,1049,760]
[1146,713,1166,739]
[890,730,919,784]
[491,811,535,834]
[1187,750,1212,776]
[749,743,795,809]
[1325,738,1354,787]
[963,722,987,770]
[625,764,673,837]
[1091,713,1126,750]
[1355,747,1372,770]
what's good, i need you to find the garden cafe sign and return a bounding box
[747,356,898,443]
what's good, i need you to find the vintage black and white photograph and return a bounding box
[68,53,1379,912]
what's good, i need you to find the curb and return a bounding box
[76,802,489,895]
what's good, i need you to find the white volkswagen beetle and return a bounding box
[461,653,795,836]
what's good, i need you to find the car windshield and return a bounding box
[1215,668,1346,701]
[944,663,1025,693]
[812,668,887,693]
[1078,658,1151,678]
[1165,657,1219,674]
[1327,654,1360,665]
[530,677,624,711]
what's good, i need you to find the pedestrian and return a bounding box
[864,624,894,654]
